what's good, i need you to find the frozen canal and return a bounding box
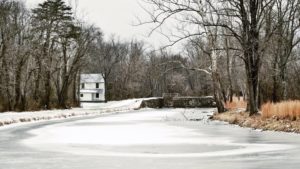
[1,108,300,169]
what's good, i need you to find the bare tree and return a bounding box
[269,0,300,102]
[139,0,280,115]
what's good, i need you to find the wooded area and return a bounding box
[0,0,299,114]
[139,0,300,114]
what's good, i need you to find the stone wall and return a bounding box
[140,96,216,108]
[173,97,216,108]
[162,93,180,107]
[140,98,164,108]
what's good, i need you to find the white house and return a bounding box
[80,74,105,105]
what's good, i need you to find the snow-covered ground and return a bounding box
[0,98,153,128]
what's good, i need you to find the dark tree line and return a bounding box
[1,0,300,114]
[85,37,214,101]
[0,0,96,111]
[0,0,213,112]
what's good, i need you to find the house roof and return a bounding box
[80,74,104,83]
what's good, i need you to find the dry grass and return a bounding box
[212,110,300,133]
[261,100,300,120]
[225,97,247,110]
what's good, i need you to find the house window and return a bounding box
[96,93,99,98]
[81,83,85,89]
[80,94,84,98]
[96,83,99,89]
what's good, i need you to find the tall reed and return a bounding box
[261,100,300,120]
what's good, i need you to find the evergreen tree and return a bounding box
[31,0,75,109]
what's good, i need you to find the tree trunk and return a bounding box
[240,0,260,116]
[280,66,288,100]
[72,72,79,105]
[211,51,225,113]
[1,39,13,111]
[57,43,69,109]
[103,75,108,102]
[44,71,51,109]
[58,86,68,109]
[225,38,233,102]
[14,60,24,110]
[272,55,279,102]
[33,58,42,102]
[245,61,259,115]
[212,72,226,113]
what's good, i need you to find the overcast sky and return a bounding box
[25,0,173,51]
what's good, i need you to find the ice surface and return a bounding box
[22,108,293,158]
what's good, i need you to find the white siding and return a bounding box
[97,83,105,89]
[80,74,105,103]
[81,82,104,90]
[92,93,105,101]
[100,92,105,101]
[80,93,92,101]
[80,83,105,101]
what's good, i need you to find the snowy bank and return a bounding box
[212,110,300,134]
[0,98,152,128]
